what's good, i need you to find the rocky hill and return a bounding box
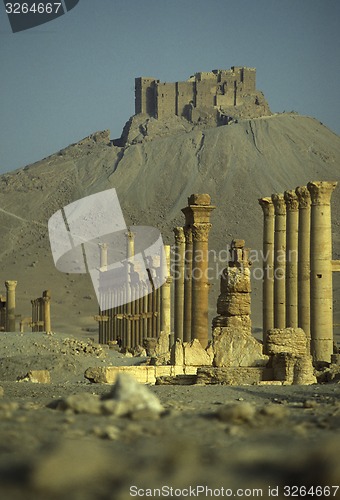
[0,113,339,337]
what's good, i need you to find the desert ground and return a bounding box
[0,331,340,500]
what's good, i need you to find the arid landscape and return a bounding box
[1,109,340,498]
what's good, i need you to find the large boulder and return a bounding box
[212,327,269,367]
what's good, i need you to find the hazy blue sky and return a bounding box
[0,0,339,173]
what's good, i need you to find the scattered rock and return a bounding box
[18,370,51,384]
[217,402,256,424]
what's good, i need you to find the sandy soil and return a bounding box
[0,331,339,500]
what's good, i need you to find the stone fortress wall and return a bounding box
[135,66,271,124]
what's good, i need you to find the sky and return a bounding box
[0,0,339,174]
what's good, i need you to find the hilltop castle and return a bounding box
[135,66,271,125]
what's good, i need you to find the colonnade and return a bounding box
[97,231,172,348]
[259,181,338,362]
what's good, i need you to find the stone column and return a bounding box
[295,186,311,339]
[307,180,337,363]
[42,290,52,334]
[99,243,108,271]
[160,245,172,338]
[182,194,216,347]
[284,190,299,328]
[258,197,275,345]
[182,226,193,342]
[126,229,135,259]
[173,227,185,341]
[271,194,286,329]
[5,280,17,332]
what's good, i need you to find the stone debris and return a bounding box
[196,367,274,385]
[18,370,51,384]
[57,373,164,419]
[61,338,106,358]
[212,327,268,368]
[216,402,289,425]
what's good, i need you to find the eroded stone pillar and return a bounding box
[182,226,193,342]
[271,194,286,329]
[173,227,185,341]
[5,280,17,332]
[160,245,172,338]
[182,194,215,347]
[284,190,299,328]
[307,180,337,363]
[213,239,252,333]
[42,290,52,334]
[295,186,311,338]
[258,197,275,345]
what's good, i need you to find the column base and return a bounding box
[311,338,334,364]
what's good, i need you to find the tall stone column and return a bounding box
[99,243,108,271]
[42,290,52,334]
[284,190,299,328]
[295,186,311,339]
[258,197,275,346]
[160,245,172,338]
[173,227,185,341]
[182,194,215,348]
[5,280,17,332]
[271,194,286,329]
[307,180,337,363]
[182,226,193,342]
[126,230,135,259]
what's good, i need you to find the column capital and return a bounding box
[191,223,212,242]
[183,225,193,244]
[173,226,185,244]
[284,190,299,211]
[258,197,274,216]
[307,181,338,206]
[5,280,17,291]
[271,193,286,215]
[295,186,311,208]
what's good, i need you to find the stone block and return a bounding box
[143,337,157,357]
[266,328,309,357]
[171,339,184,365]
[22,370,51,384]
[84,365,194,385]
[217,294,251,316]
[155,331,170,356]
[220,267,251,293]
[272,353,316,385]
[183,339,213,366]
[212,327,268,367]
[188,193,211,206]
[196,367,274,385]
[212,314,251,332]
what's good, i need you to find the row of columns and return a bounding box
[31,290,52,334]
[173,194,215,347]
[97,232,172,348]
[259,181,338,362]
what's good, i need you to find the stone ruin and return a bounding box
[0,282,52,334]
[90,182,339,387]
